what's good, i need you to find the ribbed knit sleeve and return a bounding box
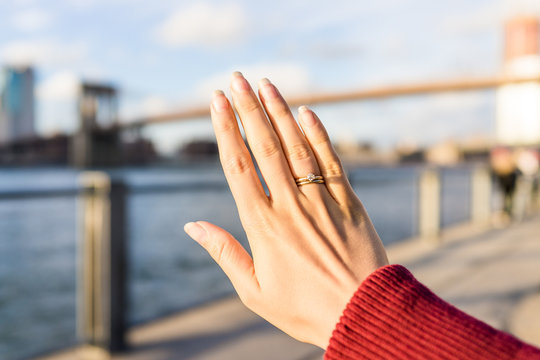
[325,264,540,360]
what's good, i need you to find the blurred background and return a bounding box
[1,0,540,359]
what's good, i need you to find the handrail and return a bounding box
[0,180,229,201]
[0,188,82,200]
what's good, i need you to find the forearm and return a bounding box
[325,265,540,360]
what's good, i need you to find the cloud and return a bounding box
[279,41,364,61]
[312,90,494,149]
[140,96,172,116]
[0,39,88,67]
[11,8,53,32]
[441,0,540,35]
[392,91,494,145]
[196,63,313,99]
[258,0,407,37]
[66,0,99,9]
[36,72,80,135]
[37,71,79,101]
[153,2,247,48]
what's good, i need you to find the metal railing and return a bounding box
[0,176,229,359]
[0,166,507,357]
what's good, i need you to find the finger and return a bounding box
[184,221,259,301]
[230,72,297,198]
[297,106,355,204]
[257,78,322,194]
[211,90,268,208]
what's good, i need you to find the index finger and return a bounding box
[210,90,268,208]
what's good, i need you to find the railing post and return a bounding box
[419,168,441,243]
[471,166,492,226]
[535,176,540,211]
[78,172,127,353]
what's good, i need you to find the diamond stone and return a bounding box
[307,173,316,182]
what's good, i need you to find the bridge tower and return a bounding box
[71,83,123,167]
[496,16,540,146]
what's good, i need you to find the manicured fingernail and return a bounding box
[299,106,317,126]
[232,72,250,92]
[212,90,228,112]
[258,78,279,99]
[184,222,207,244]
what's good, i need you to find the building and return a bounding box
[496,16,540,145]
[0,66,35,143]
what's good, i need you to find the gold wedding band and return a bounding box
[295,173,325,186]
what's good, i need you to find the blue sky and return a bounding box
[1,0,540,153]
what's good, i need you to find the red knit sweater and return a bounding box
[325,265,540,359]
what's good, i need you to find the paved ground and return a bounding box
[389,215,540,345]
[38,214,540,360]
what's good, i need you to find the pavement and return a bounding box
[37,213,540,360]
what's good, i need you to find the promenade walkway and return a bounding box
[39,214,540,360]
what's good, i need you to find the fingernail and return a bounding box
[258,78,278,99]
[299,105,317,126]
[232,72,250,92]
[184,222,207,244]
[212,90,228,112]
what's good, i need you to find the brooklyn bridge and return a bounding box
[0,76,540,168]
[1,73,539,168]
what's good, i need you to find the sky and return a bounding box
[1,0,540,154]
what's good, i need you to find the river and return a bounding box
[0,164,473,359]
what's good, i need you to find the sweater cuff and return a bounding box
[324,264,539,360]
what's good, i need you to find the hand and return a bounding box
[184,72,388,348]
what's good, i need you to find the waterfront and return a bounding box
[0,164,473,359]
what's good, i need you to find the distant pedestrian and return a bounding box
[490,146,519,220]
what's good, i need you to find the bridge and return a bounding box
[1,74,540,167]
[121,74,540,128]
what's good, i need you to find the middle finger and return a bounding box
[257,78,322,194]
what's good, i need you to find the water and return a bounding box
[0,165,472,359]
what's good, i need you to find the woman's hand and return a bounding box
[184,72,388,348]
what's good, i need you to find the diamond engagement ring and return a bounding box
[295,173,325,186]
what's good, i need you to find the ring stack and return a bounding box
[295,173,325,186]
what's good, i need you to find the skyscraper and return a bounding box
[0,66,35,143]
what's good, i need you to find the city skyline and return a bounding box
[1,0,540,154]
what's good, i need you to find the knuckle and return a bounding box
[324,159,344,177]
[223,154,252,174]
[238,99,261,114]
[211,239,228,265]
[245,208,274,237]
[214,118,236,133]
[272,104,291,119]
[287,143,312,161]
[312,129,331,146]
[253,138,281,158]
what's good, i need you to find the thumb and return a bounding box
[184,221,259,298]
